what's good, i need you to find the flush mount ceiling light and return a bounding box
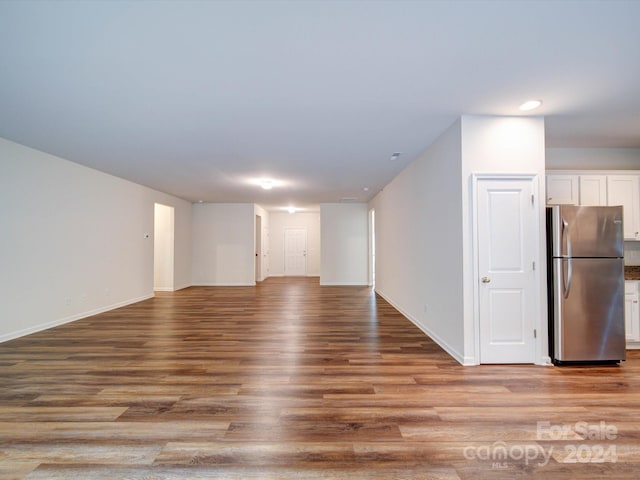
[519,99,543,111]
[287,207,297,214]
[248,178,285,190]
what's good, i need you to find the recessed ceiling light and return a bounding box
[390,152,401,161]
[363,187,369,192]
[197,200,203,203]
[519,100,542,111]
[287,207,296,214]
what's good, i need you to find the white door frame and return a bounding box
[471,173,545,365]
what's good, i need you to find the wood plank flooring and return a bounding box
[1,277,639,479]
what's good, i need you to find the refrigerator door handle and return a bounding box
[561,216,573,298]
[563,258,573,298]
[562,217,572,257]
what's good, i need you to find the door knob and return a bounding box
[481,276,491,283]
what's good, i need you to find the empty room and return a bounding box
[1,1,640,479]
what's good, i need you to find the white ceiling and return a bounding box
[1,0,640,211]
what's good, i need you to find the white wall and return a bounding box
[0,137,192,342]
[460,115,547,364]
[369,119,465,361]
[269,211,320,277]
[320,203,369,286]
[546,147,640,170]
[191,203,255,286]
[370,116,546,365]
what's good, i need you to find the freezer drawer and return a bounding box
[553,257,625,362]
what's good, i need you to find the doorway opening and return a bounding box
[255,214,263,282]
[369,208,376,287]
[153,203,175,291]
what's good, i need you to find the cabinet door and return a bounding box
[607,175,640,240]
[546,175,578,205]
[579,175,607,206]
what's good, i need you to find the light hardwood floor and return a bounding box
[1,277,639,479]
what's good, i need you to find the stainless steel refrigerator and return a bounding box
[547,205,626,364]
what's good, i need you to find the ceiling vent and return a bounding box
[339,197,359,203]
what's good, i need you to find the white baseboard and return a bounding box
[375,288,467,366]
[0,294,154,344]
[263,274,319,278]
[462,356,479,366]
[153,284,191,292]
[539,356,553,366]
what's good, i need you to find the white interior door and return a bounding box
[477,178,537,364]
[284,228,307,276]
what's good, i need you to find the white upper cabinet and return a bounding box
[579,175,607,206]
[607,175,640,240]
[546,171,640,240]
[546,174,578,205]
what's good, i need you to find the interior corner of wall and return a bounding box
[461,356,478,366]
